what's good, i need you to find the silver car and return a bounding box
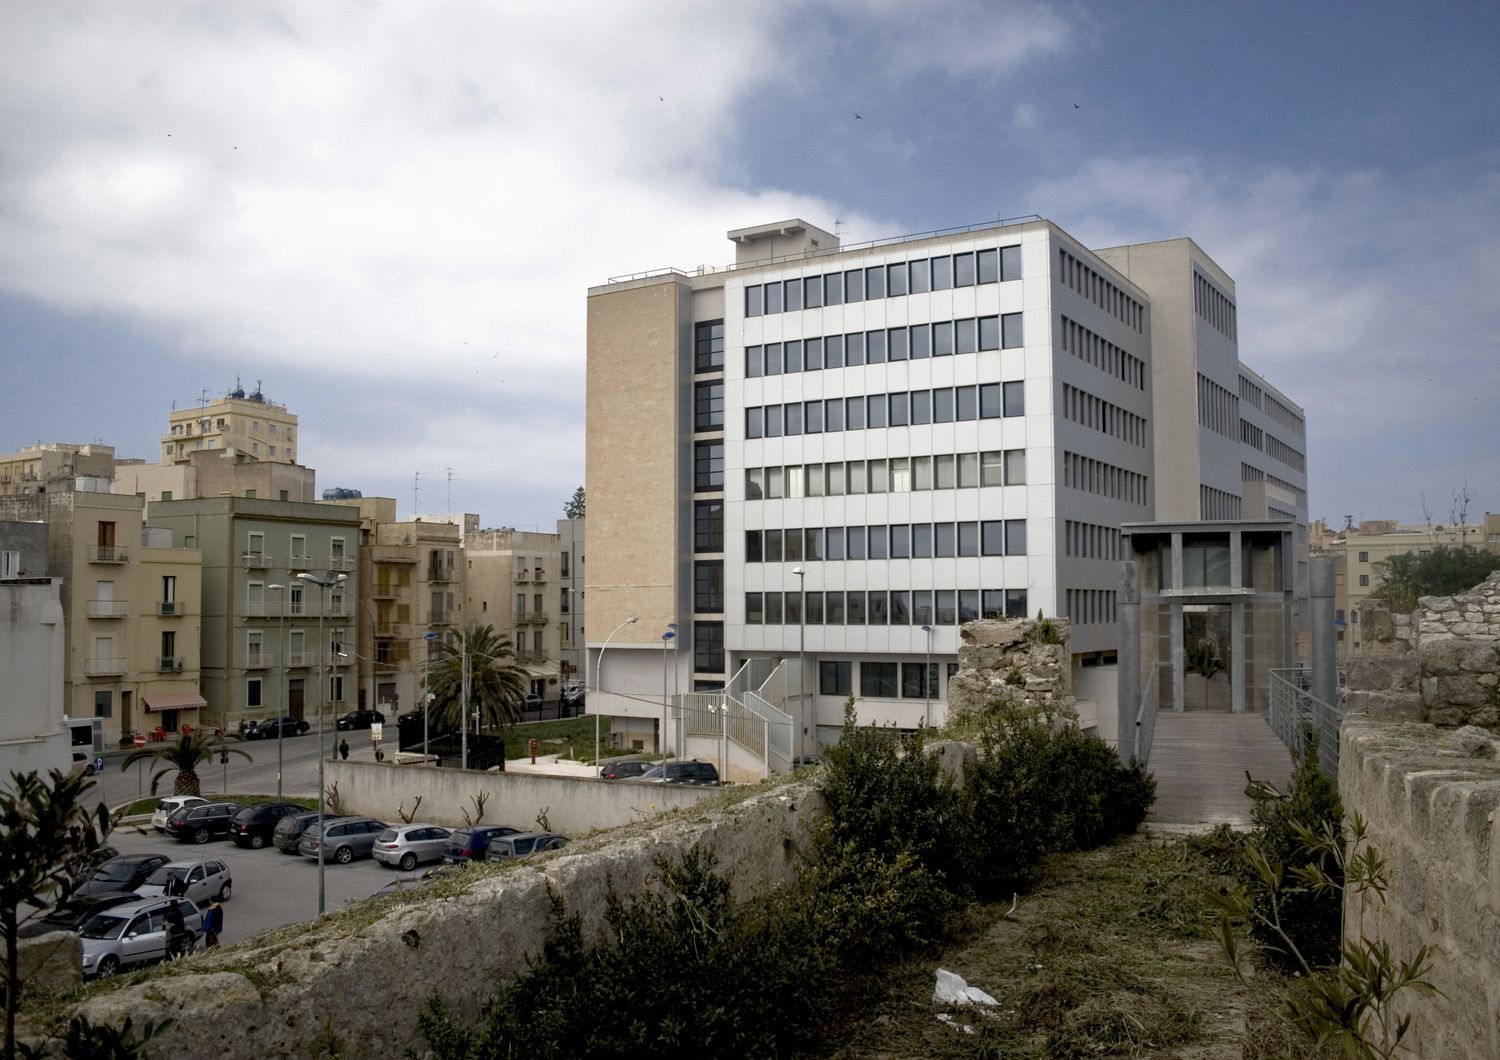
[483,832,569,863]
[371,824,452,871]
[151,796,207,833]
[79,897,202,978]
[134,859,232,905]
[299,817,388,864]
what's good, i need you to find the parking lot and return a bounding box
[105,822,418,946]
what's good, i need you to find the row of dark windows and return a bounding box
[747,588,1029,627]
[745,382,1024,439]
[746,519,1027,562]
[1238,374,1263,409]
[1058,316,1146,389]
[745,449,1026,500]
[745,314,1022,377]
[1200,485,1243,520]
[1193,272,1237,340]
[1061,451,1149,505]
[744,246,1022,319]
[1058,249,1143,330]
[1197,373,1238,440]
[820,660,948,700]
[1064,588,1118,626]
[1062,383,1147,446]
[1064,520,1123,561]
[1264,393,1305,436]
[1265,434,1306,474]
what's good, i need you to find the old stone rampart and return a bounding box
[946,616,1075,723]
[1339,719,1500,1059]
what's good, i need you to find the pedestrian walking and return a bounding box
[165,899,188,959]
[339,739,350,761]
[203,900,224,947]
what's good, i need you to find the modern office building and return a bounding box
[463,528,563,703]
[586,216,1308,770]
[160,384,299,466]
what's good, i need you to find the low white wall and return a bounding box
[325,760,718,835]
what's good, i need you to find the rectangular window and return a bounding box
[1005,449,1026,484]
[909,323,931,360]
[1360,574,1370,587]
[1000,245,1022,281]
[935,455,956,490]
[804,275,823,308]
[886,327,908,361]
[826,591,845,624]
[865,329,886,364]
[695,501,723,552]
[820,661,852,695]
[805,528,824,562]
[806,591,824,624]
[805,400,823,433]
[746,346,764,378]
[861,661,898,697]
[846,460,865,494]
[982,590,1006,619]
[746,408,764,439]
[746,468,763,500]
[977,248,999,284]
[890,523,910,558]
[248,678,263,708]
[1006,519,1027,555]
[912,523,933,557]
[784,277,802,311]
[978,315,1000,351]
[1005,590,1028,618]
[865,264,885,299]
[804,337,822,371]
[784,340,803,373]
[958,522,979,557]
[824,398,844,432]
[765,342,782,376]
[902,663,938,699]
[912,590,934,624]
[912,456,932,491]
[845,269,865,302]
[957,453,978,488]
[891,590,911,624]
[846,526,867,559]
[908,259,930,294]
[695,381,724,430]
[826,461,845,496]
[821,524,845,561]
[833,333,852,367]
[955,385,978,421]
[936,590,957,624]
[955,318,977,354]
[694,441,723,490]
[765,405,783,438]
[746,286,763,317]
[933,320,954,358]
[931,255,953,291]
[764,282,783,314]
[868,591,889,625]
[785,403,803,436]
[94,690,112,717]
[1001,312,1024,349]
[910,390,932,425]
[1003,380,1026,416]
[766,467,784,499]
[887,262,908,296]
[746,530,763,563]
[866,395,886,429]
[935,522,956,557]
[933,388,954,422]
[785,590,803,625]
[981,451,1004,487]
[694,622,724,672]
[694,562,723,613]
[766,593,783,624]
[824,271,844,306]
[765,529,783,562]
[891,456,911,492]
[982,521,1005,556]
[959,589,980,623]
[954,252,975,286]
[845,397,865,430]
[868,524,888,558]
[746,591,764,625]
[979,383,1002,419]
[846,592,866,625]
[785,528,804,562]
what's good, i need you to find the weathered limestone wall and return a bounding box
[947,616,1075,723]
[1346,572,1500,729]
[50,782,825,1060]
[1340,719,1500,1059]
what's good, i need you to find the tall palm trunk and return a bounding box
[175,769,201,797]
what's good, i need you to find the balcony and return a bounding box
[242,551,272,570]
[244,652,271,669]
[86,600,129,619]
[513,571,529,584]
[243,602,275,618]
[157,601,182,617]
[84,658,128,677]
[157,656,185,673]
[531,568,547,582]
[88,546,129,564]
[287,554,313,571]
[329,556,356,572]
[373,584,398,600]
[286,652,313,668]
[429,609,453,626]
[374,622,401,637]
[427,565,457,584]
[515,611,550,626]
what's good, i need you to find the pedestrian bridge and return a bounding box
[1144,710,1294,830]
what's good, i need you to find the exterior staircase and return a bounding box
[676,658,794,779]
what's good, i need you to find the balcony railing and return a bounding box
[429,610,452,626]
[513,571,529,584]
[157,656,185,673]
[244,652,271,669]
[427,566,457,583]
[87,600,129,619]
[84,658,128,677]
[242,551,272,569]
[287,555,313,570]
[375,622,400,636]
[373,585,398,600]
[88,546,129,564]
[243,602,274,618]
[329,556,356,571]
[515,611,550,626]
[157,601,181,617]
[531,569,547,582]
[286,652,313,668]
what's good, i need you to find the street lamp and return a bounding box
[297,569,346,916]
[267,584,287,798]
[422,630,438,761]
[661,625,678,763]
[792,567,807,761]
[920,624,934,729]
[595,615,638,770]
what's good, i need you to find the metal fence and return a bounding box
[744,691,793,773]
[1132,663,1161,767]
[1267,667,1343,779]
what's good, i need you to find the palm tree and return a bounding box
[427,625,530,734]
[121,731,252,797]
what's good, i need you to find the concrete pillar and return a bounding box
[1116,561,1141,763]
[1311,556,1336,710]
[1230,600,1245,713]
[1171,601,1185,713]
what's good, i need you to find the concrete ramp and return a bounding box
[1145,711,1294,830]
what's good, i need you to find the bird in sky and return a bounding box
[659,96,664,101]
[855,113,862,119]
[1073,103,1081,110]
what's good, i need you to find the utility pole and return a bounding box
[460,635,469,770]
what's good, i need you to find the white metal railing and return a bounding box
[328,556,355,572]
[84,657,127,676]
[744,690,794,772]
[244,652,271,669]
[1268,667,1344,779]
[242,552,271,569]
[86,599,129,618]
[1132,663,1161,767]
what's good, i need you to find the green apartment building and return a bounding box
[149,497,361,733]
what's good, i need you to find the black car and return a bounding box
[231,802,305,849]
[441,825,521,864]
[598,758,653,780]
[74,853,172,898]
[245,716,310,740]
[29,891,141,937]
[273,811,344,854]
[336,709,385,731]
[165,801,241,844]
[630,761,720,786]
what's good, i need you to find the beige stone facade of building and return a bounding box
[463,528,565,702]
[160,389,298,466]
[0,443,116,498]
[114,450,318,504]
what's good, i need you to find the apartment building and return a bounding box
[160,385,298,466]
[0,522,68,776]
[557,516,585,688]
[463,528,563,702]
[586,216,1308,764]
[147,497,359,734]
[114,448,319,504]
[0,489,205,744]
[0,442,116,498]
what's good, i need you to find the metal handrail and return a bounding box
[1267,667,1344,779]
[1132,663,1161,767]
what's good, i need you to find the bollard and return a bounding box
[529,738,538,764]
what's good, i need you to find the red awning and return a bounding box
[143,692,207,713]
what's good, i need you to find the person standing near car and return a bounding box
[203,900,223,947]
[165,899,188,959]
[339,739,350,761]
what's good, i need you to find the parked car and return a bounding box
[791,754,824,769]
[629,761,720,786]
[336,709,385,731]
[273,811,343,854]
[523,693,544,712]
[79,896,202,978]
[244,716,310,740]
[372,824,453,872]
[152,796,207,832]
[231,802,305,849]
[33,891,140,937]
[441,825,521,864]
[67,845,121,890]
[134,858,232,904]
[299,817,389,864]
[75,853,172,899]
[598,757,653,781]
[71,751,98,776]
[483,832,569,863]
[165,801,241,844]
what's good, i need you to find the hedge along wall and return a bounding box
[1339,718,1500,1059]
[57,782,825,1060]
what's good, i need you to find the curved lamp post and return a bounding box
[297,569,345,916]
[267,583,287,798]
[660,625,678,762]
[594,615,638,769]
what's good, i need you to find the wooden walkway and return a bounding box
[1144,710,1295,830]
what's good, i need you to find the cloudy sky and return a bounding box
[2,1,1497,531]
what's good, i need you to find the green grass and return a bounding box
[511,716,611,763]
[115,793,317,817]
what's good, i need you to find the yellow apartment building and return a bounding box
[463,528,564,703]
[161,385,298,466]
[0,442,116,498]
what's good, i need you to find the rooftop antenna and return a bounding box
[1343,514,1353,531]
[446,467,453,515]
[834,218,845,237]
[414,471,421,517]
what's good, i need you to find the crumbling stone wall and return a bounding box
[1347,572,1500,730]
[1340,719,1500,1059]
[946,616,1076,724]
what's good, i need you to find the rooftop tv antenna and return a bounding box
[446,467,454,514]
[414,470,421,516]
